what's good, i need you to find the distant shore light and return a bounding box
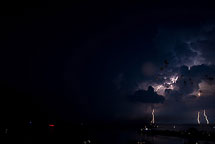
[49,124,55,127]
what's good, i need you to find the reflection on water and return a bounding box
[143,135,215,144]
[92,128,215,144]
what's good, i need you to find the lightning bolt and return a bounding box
[151,109,155,124]
[197,111,200,124]
[203,110,209,124]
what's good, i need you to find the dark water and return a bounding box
[90,128,215,144]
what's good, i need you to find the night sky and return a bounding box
[0,1,215,125]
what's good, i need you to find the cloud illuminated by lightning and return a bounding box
[170,76,178,84]
[138,75,178,96]
[155,85,164,92]
[197,89,202,97]
[197,91,201,97]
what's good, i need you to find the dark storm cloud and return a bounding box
[158,63,215,123]
[142,25,215,93]
[153,29,197,67]
[190,25,215,64]
[113,13,215,94]
[109,9,215,122]
[164,64,215,102]
[129,86,165,103]
[190,64,215,78]
[153,24,215,70]
[165,89,183,102]
[134,24,215,123]
[176,64,215,93]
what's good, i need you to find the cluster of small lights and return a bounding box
[140,126,150,132]
[83,140,91,144]
[5,128,8,134]
[137,141,146,144]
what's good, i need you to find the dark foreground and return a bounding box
[0,122,215,144]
